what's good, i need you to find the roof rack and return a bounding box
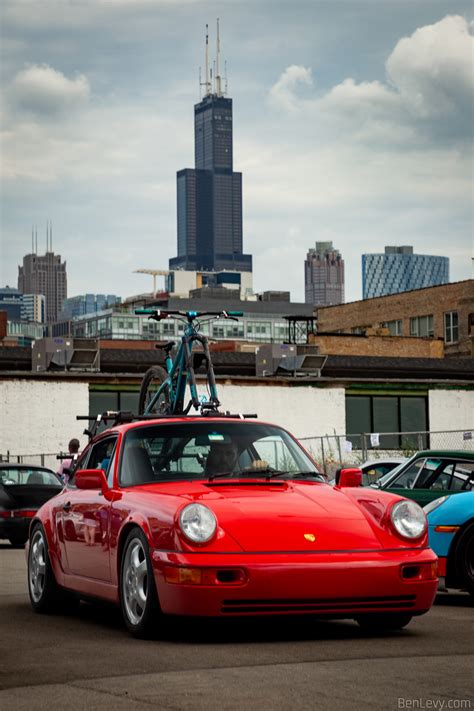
[77,410,258,440]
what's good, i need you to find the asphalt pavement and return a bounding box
[0,542,473,711]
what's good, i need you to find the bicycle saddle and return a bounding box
[155,341,176,354]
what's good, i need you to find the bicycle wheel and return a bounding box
[138,366,172,415]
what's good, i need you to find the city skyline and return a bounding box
[1,1,472,303]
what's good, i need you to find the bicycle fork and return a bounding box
[183,336,220,412]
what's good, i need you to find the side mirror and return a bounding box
[335,467,363,488]
[76,469,108,492]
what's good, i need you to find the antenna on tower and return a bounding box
[199,66,202,99]
[216,17,222,97]
[50,220,53,252]
[35,225,38,255]
[212,61,215,94]
[224,60,228,95]
[204,24,211,96]
[31,226,34,254]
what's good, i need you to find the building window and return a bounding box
[409,315,434,337]
[444,311,459,343]
[382,320,402,336]
[346,395,428,450]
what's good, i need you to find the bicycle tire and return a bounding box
[138,366,172,415]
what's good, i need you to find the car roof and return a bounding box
[0,463,54,472]
[96,416,277,437]
[411,450,474,460]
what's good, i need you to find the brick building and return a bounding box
[315,280,473,358]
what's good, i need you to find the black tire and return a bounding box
[28,523,70,613]
[138,366,171,415]
[356,613,413,631]
[119,527,162,638]
[454,523,474,598]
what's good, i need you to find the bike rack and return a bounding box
[77,410,259,440]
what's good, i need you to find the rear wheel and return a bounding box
[28,524,73,612]
[138,366,172,415]
[356,613,413,631]
[120,528,162,638]
[454,523,474,598]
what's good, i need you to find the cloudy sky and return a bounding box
[1,0,472,303]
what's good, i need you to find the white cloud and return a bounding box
[386,14,474,118]
[268,65,313,112]
[11,64,90,115]
[269,15,473,142]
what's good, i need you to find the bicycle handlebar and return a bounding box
[134,308,243,320]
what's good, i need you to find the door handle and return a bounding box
[63,502,71,512]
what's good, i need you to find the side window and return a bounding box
[415,461,454,491]
[389,459,425,489]
[414,458,453,491]
[452,462,474,491]
[88,438,118,474]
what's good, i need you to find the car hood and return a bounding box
[179,480,386,552]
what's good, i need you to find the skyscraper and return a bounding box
[18,225,67,323]
[362,246,449,299]
[304,242,344,306]
[169,23,252,273]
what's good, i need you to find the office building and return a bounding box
[21,294,46,323]
[0,287,23,320]
[169,25,252,274]
[362,246,449,299]
[60,293,121,320]
[305,242,344,306]
[18,235,67,323]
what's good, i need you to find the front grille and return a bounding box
[221,595,416,614]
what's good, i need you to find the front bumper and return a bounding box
[151,548,438,617]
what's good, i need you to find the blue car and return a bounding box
[425,492,474,598]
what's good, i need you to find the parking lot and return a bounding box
[0,542,473,711]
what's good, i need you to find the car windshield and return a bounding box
[119,422,324,486]
[0,468,61,487]
[376,460,411,488]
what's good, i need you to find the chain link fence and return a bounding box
[1,429,473,478]
[298,429,474,479]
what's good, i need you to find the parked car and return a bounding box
[27,416,438,637]
[373,450,474,507]
[425,492,474,598]
[0,464,62,546]
[344,458,407,486]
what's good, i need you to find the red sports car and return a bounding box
[26,416,438,637]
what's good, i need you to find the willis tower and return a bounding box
[169,22,252,273]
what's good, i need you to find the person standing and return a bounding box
[57,438,80,483]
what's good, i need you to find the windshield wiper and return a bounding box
[207,471,235,481]
[264,470,320,480]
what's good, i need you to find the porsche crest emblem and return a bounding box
[304,533,316,542]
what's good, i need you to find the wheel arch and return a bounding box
[446,515,474,587]
[116,517,154,581]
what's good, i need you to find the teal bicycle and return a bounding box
[135,309,242,416]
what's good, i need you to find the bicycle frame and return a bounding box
[146,322,220,415]
[135,308,242,416]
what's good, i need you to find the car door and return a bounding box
[62,436,117,581]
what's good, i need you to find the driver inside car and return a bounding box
[205,440,268,477]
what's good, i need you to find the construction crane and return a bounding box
[134,269,169,297]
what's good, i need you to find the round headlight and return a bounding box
[179,503,217,544]
[390,500,427,539]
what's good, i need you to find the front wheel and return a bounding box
[138,365,171,415]
[120,528,162,638]
[356,613,413,631]
[455,523,474,598]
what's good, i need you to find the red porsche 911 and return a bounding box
[26,416,438,637]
